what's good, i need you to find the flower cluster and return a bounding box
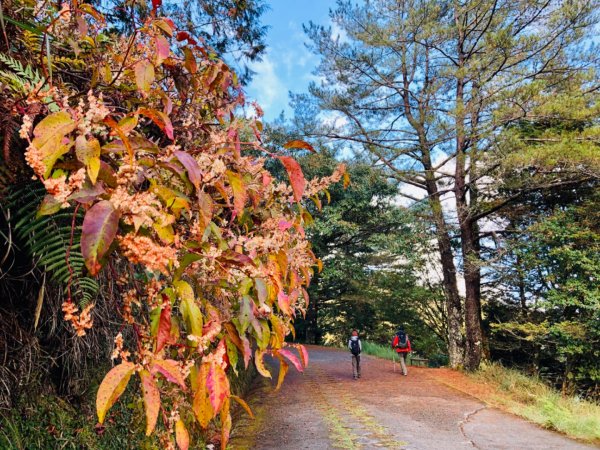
[61,301,94,337]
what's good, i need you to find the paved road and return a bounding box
[230,346,597,450]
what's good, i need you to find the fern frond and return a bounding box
[0,53,42,84]
[4,183,99,306]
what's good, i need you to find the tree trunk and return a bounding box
[422,151,464,368]
[454,18,483,371]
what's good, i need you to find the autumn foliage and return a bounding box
[5,0,344,448]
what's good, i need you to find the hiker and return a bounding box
[392,326,411,376]
[348,330,362,379]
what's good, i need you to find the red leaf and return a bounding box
[152,0,161,11]
[155,35,170,65]
[278,348,303,373]
[155,296,171,353]
[139,370,160,436]
[277,291,292,316]
[150,359,186,389]
[174,150,202,190]
[138,107,174,140]
[298,344,309,368]
[207,362,229,413]
[241,335,252,369]
[176,31,190,42]
[283,140,316,153]
[278,156,306,202]
[82,201,119,276]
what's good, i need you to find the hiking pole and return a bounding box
[392,351,397,372]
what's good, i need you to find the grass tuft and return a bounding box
[471,362,600,443]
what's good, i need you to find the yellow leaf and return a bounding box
[75,135,101,184]
[139,370,160,436]
[225,170,247,215]
[255,349,271,379]
[30,111,76,178]
[96,362,135,424]
[276,358,288,391]
[134,59,155,94]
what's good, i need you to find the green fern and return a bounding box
[0,52,42,91]
[4,183,99,306]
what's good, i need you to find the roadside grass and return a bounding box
[468,362,600,443]
[361,341,397,361]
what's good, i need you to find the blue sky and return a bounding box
[245,0,337,121]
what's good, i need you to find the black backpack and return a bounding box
[395,331,408,349]
[350,339,361,356]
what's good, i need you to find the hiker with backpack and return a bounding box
[392,326,411,376]
[348,329,362,379]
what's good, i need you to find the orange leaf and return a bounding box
[150,359,186,389]
[230,394,254,419]
[283,139,316,153]
[175,419,190,450]
[139,370,160,436]
[278,156,306,202]
[275,357,288,390]
[138,107,174,140]
[96,362,135,424]
[207,362,229,413]
[193,363,214,428]
[220,398,231,450]
[183,47,197,74]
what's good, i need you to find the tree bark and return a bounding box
[422,150,464,368]
[455,13,483,371]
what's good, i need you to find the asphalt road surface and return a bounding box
[230,346,597,450]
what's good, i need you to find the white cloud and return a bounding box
[246,53,286,113]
